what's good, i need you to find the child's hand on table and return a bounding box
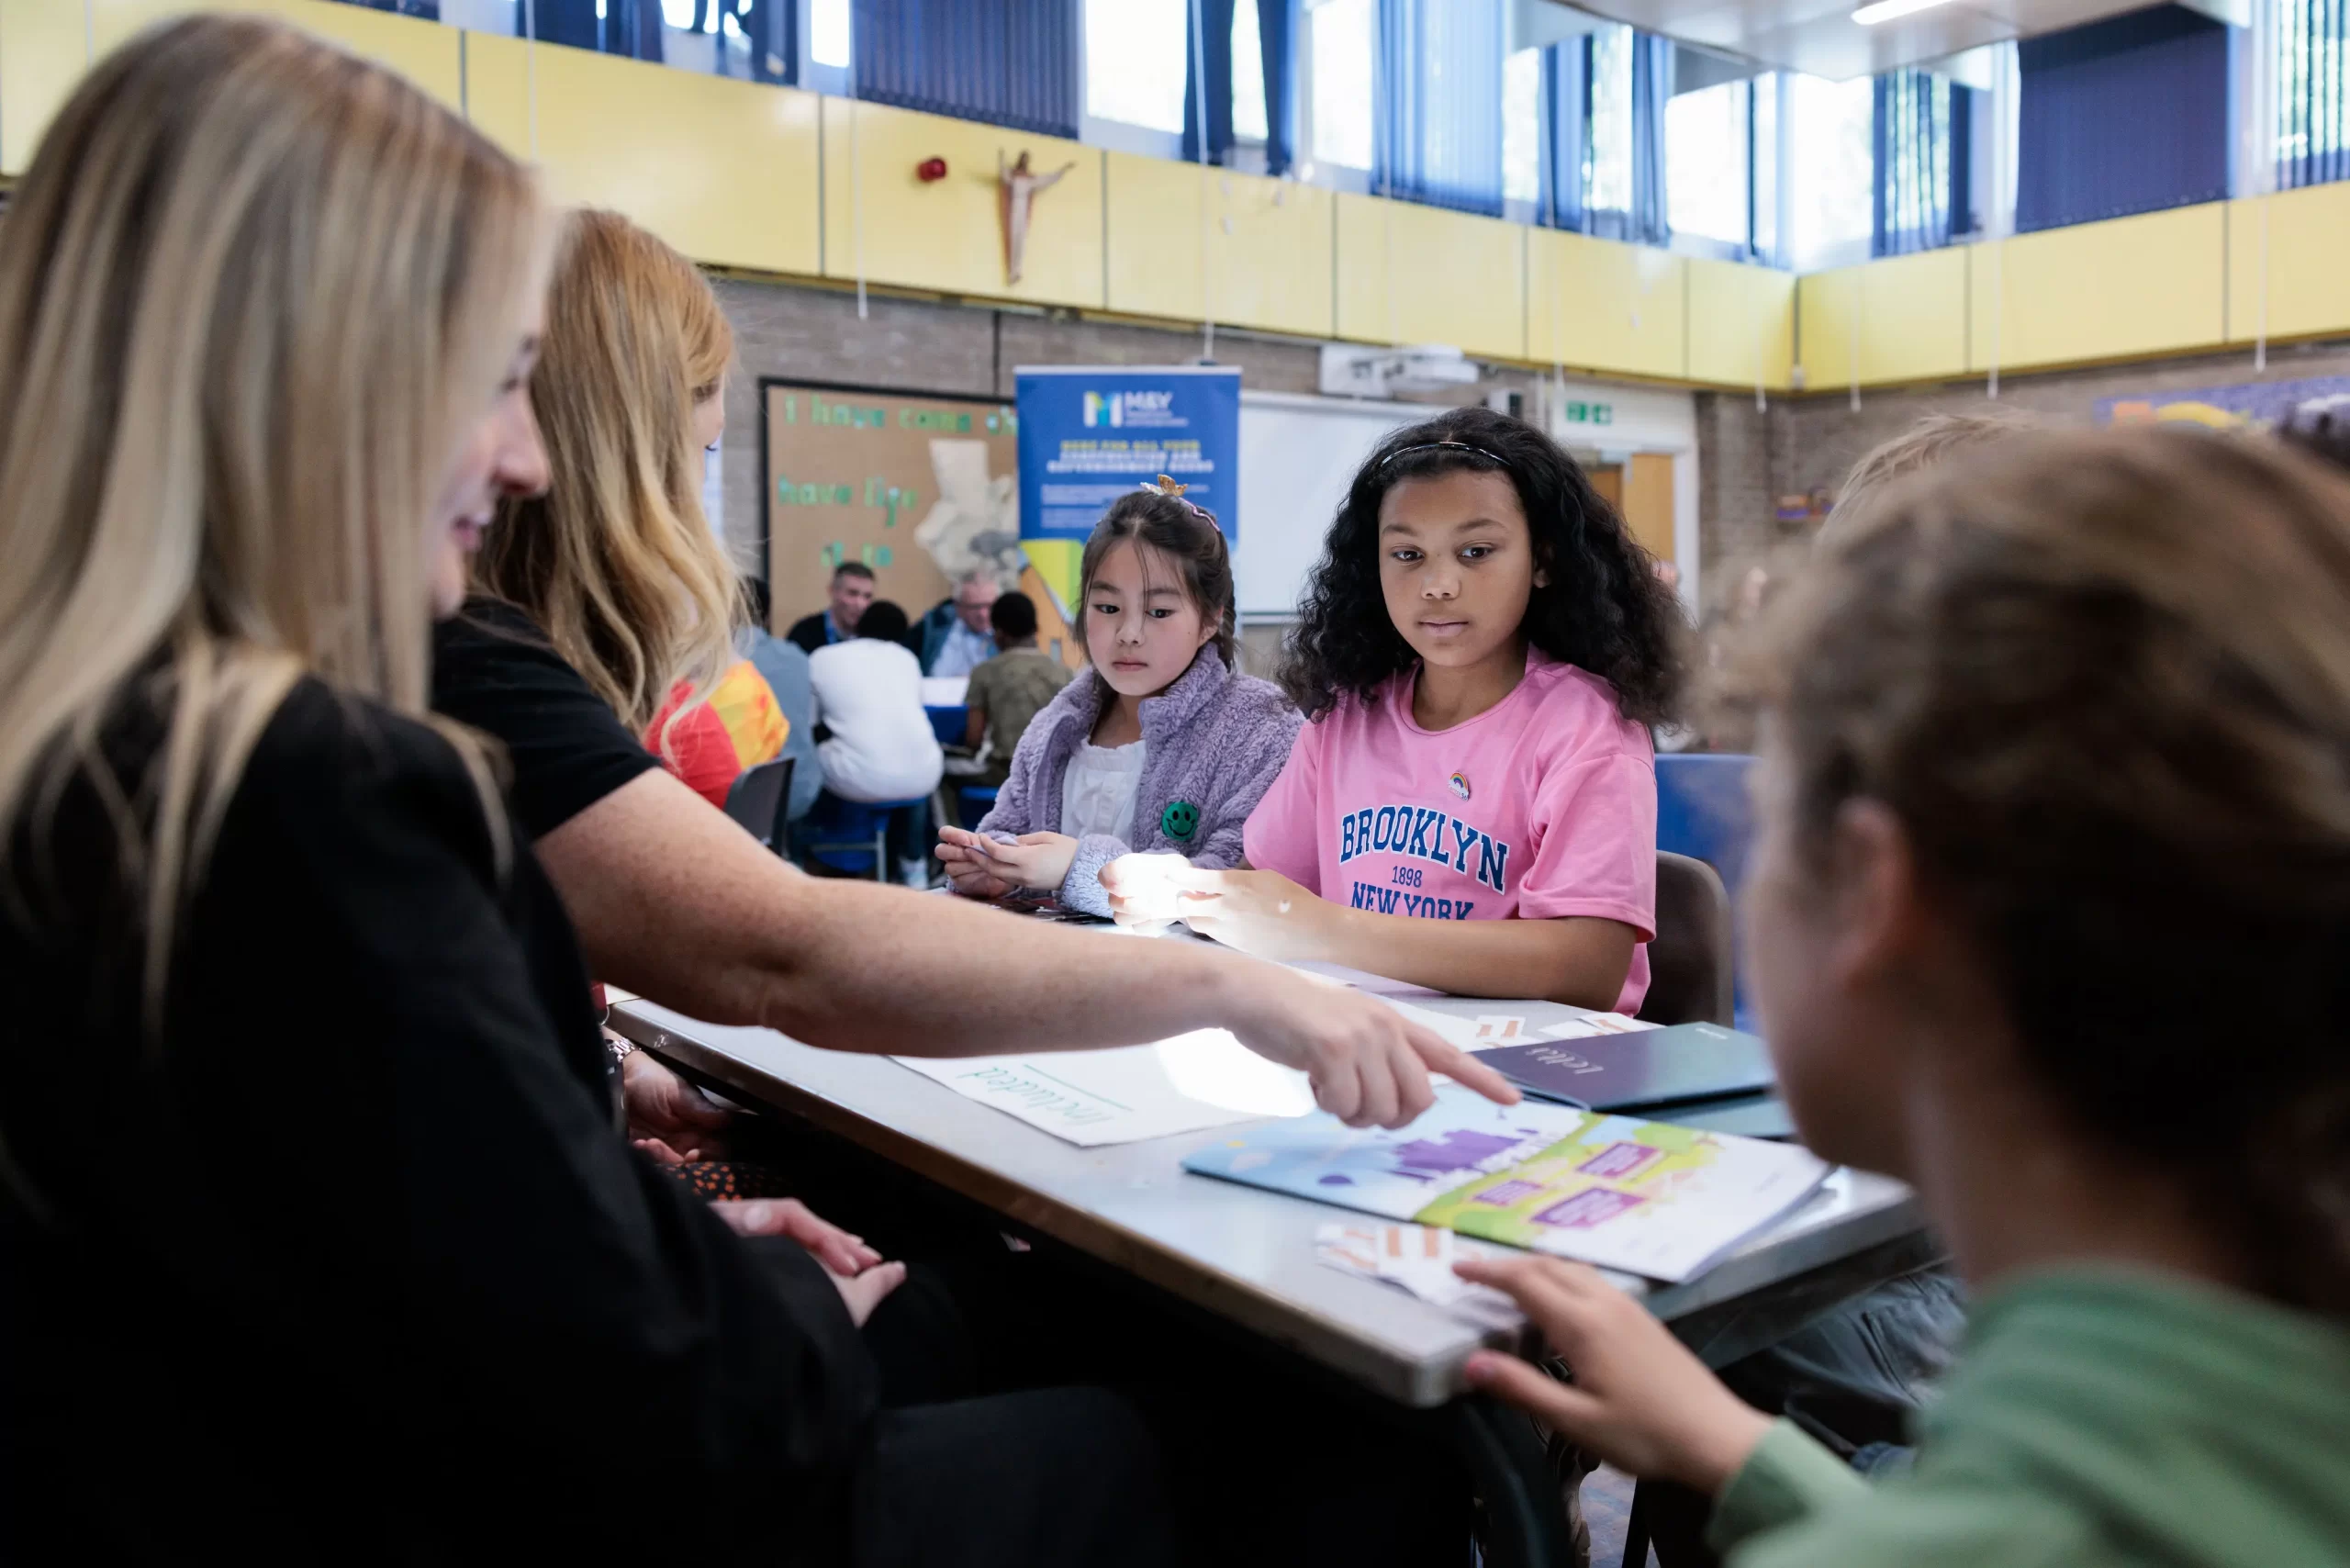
[1452,1254,1774,1495]
[1124,866,1331,960]
[621,1048,734,1159]
[1221,965,1519,1128]
[936,825,1017,900]
[964,830,1079,892]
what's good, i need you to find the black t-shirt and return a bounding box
[0,678,873,1560]
[785,610,831,656]
[431,596,659,840]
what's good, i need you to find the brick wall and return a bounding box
[1694,335,2350,588]
[710,272,1539,617]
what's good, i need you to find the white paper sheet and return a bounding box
[893,1028,1316,1147]
[1286,959,1444,999]
[1313,1222,1523,1329]
[919,676,970,708]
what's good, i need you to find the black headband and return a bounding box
[1376,439,1508,471]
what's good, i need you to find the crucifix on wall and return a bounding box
[998,150,1075,286]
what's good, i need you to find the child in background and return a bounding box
[936,479,1299,916]
[960,588,1071,787]
[1456,426,2350,1566]
[1106,409,1682,1009]
[806,599,945,809]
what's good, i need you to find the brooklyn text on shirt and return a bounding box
[1336,801,1513,916]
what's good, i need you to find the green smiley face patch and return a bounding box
[1159,801,1201,844]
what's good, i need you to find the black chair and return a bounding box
[1644,850,1734,1027]
[722,756,794,857]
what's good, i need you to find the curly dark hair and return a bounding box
[1281,406,1685,725]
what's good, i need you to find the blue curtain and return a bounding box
[1259,0,1301,175]
[2015,5,2229,233]
[1372,0,1505,216]
[1183,0,1301,174]
[531,0,666,60]
[1540,38,1587,231]
[1949,83,1976,234]
[1628,30,1673,245]
[2279,0,2350,188]
[1182,0,1236,164]
[853,0,1078,140]
[1872,69,1948,255]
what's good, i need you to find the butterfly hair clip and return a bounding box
[1143,474,1221,532]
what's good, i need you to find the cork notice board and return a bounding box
[762,380,1079,665]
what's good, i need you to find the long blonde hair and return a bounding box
[475,209,742,743]
[0,16,544,1003]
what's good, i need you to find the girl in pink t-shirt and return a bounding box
[1102,407,1684,1011]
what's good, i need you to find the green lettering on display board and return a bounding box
[864,477,919,527]
[777,476,856,506]
[1561,401,1615,426]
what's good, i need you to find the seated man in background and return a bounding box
[913,569,1006,678]
[809,599,946,884]
[960,589,1070,789]
[742,577,825,823]
[787,559,875,654]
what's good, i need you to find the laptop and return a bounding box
[1474,1022,1777,1113]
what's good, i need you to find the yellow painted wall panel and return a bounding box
[1206,171,1334,338]
[1969,204,2225,373]
[1104,152,1204,321]
[515,45,820,276]
[282,1,461,108]
[1857,247,1967,384]
[462,28,533,156]
[1528,230,1685,380]
[1335,194,1523,360]
[1685,258,1795,391]
[1796,268,1859,394]
[0,0,89,174]
[822,98,1103,309]
[4,2,455,174]
[2227,185,2350,344]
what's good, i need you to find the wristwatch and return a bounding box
[603,1027,638,1066]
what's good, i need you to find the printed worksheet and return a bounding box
[1186,1084,1829,1282]
[893,1029,1315,1147]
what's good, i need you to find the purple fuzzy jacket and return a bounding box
[978,649,1302,916]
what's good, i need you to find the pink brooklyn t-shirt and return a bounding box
[1242,649,1656,1013]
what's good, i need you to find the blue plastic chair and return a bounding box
[924,704,968,746]
[797,790,929,880]
[957,784,999,831]
[1654,754,1756,1028]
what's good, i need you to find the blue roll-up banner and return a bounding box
[1015,365,1242,544]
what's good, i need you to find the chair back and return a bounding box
[1654,753,1755,894]
[722,757,794,854]
[1645,851,1734,1026]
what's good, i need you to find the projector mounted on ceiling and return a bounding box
[1319,343,1482,399]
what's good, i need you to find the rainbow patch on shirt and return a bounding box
[1447,771,1471,801]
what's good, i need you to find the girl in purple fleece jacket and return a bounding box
[936,480,1300,916]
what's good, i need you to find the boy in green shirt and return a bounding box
[1457,427,2350,1567]
[961,590,1070,788]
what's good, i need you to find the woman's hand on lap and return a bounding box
[1454,1255,1774,1494]
[621,1048,733,1159]
[1222,967,1519,1128]
[712,1197,887,1279]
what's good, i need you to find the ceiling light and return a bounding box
[1852,0,1953,23]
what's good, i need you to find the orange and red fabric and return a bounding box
[643,660,788,810]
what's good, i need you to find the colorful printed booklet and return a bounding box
[1183,1083,1830,1282]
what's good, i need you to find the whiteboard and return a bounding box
[1234,393,1423,618]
